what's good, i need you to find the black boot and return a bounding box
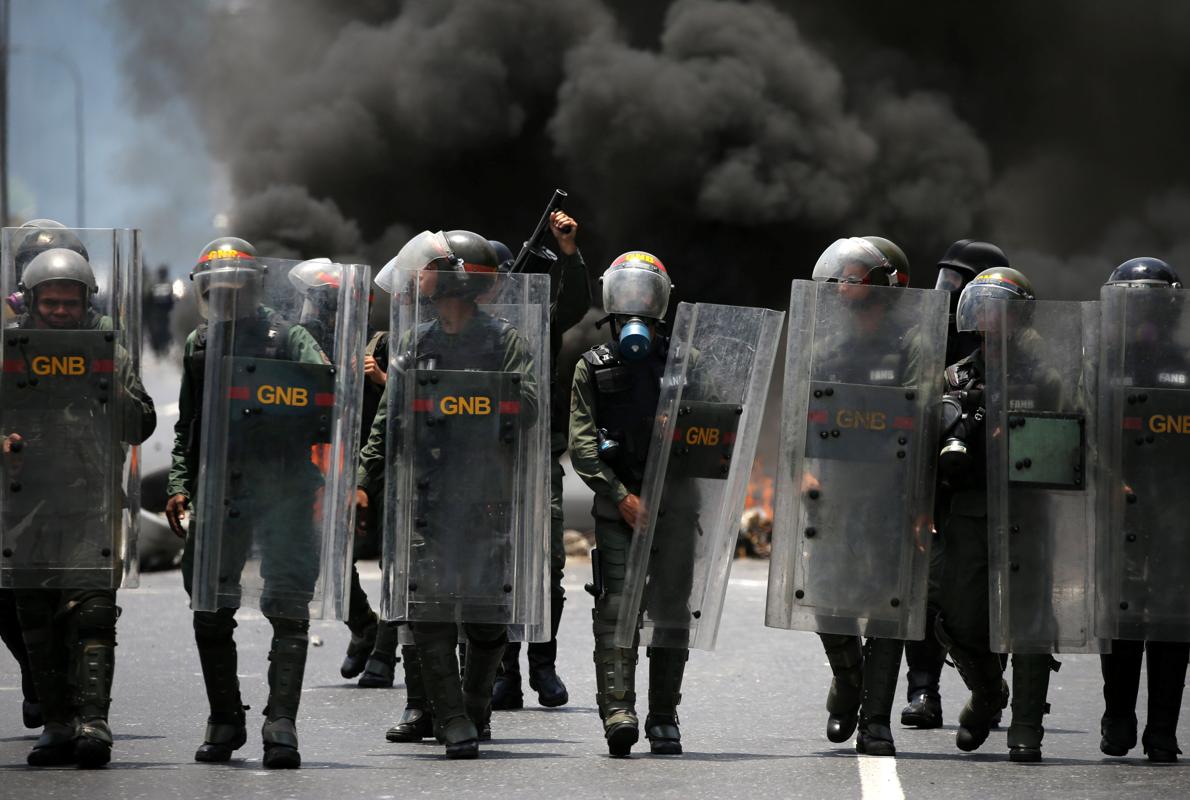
[0,590,41,729]
[1007,654,1056,763]
[646,646,687,755]
[387,644,435,742]
[1099,640,1142,756]
[491,642,524,710]
[359,622,400,688]
[855,638,902,757]
[462,632,508,742]
[820,634,863,744]
[901,611,945,729]
[193,610,247,763]
[935,620,1006,753]
[593,608,639,757]
[416,625,478,759]
[261,617,309,769]
[341,613,378,680]
[73,641,115,768]
[1141,641,1189,763]
[14,591,76,767]
[527,595,568,707]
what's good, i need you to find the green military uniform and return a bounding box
[359,308,537,755]
[569,336,688,754]
[11,311,156,767]
[169,306,326,765]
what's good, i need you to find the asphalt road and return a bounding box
[1,558,1186,799]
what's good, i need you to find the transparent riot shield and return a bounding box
[984,297,1106,653]
[1098,287,1190,643]
[191,258,370,620]
[766,280,948,640]
[614,303,783,650]
[0,226,144,589]
[380,267,550,642]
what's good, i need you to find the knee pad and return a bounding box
[267,615,310,647]
[592,592,624,631]
[193,608,237,644]
[73,594,118,643]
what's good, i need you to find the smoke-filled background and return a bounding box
[101,0,1190,304]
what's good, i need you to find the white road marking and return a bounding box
[857,754,906,800]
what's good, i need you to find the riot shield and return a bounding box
[614,303,783,650]
[1097,287,1190,642]
[984,297,1106,653]
[190,258,370,620]
[0,226,144,590]
[766,280,948,640]
[380,267,550,642]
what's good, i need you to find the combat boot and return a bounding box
[1141,641,1188,763]
[855,638,901,757]
[1099,642,1142,756]
[491,642,525,710]
[16,596,76,766]
[27,721,78,767]
[463,632,507,741]
[594,611,639,757]
[527,594,569,708]
[359,622,400,688]
[340,611,378,680]
[417,629,478,759]
[73,639,116,769]
[901,619,945,729]
[646,646,687,755]
[821,634,863,743]
[193,610,247,763]
[387,645,435,742]
[1007,654,1056,763]
[261,618,309,769]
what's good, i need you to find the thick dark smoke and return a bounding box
[114,0,1190,303]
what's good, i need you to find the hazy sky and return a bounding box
[6,0,228,272]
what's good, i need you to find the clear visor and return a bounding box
[812,238,895,286]
[934,266,966,293]
[602,266,671,319]
[955,283,1023,332]
[194,266,262,321]
[288,258,341,293]
[374,231,454,294]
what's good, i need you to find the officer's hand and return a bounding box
[800,471,820,495]
[550,211,578,256]
[364,355,386,386]
[2,433,21,454]
[165,494,190,538]
[618,493,642,528]
[355,489,369,535]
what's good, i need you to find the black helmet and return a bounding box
[434,230,499,298]
[1105,257,1181,288]
[489,239,515,272]
[14,219,90,275]
[936,239,1009,294]
[190,237,265,320]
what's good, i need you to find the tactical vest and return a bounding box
[583,338,668,492]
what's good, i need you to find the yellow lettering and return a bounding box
[256,385,309,406]
[836,410,886,430]
[31,355,86,376]
[685,426,721,446]
[439,396,492,415]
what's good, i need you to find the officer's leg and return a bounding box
[646,645,687,755]
[1141,640,1189,762]
[643,510,695,756]
[901,605,946,729]
[462,623,509,741]
[492,640,525,709]
[1099,638,1143,756]
[592,512,640,756]
[14,589,76,766]
[341,562,379,680]
[260,614,309,769]
[412,620,478,758]
[1007,653,1058,762]
[66,589,119,768]
[386,638,435,742]
[0,588,41,728]
[855,637,903,756]
[524,445,569,707]
[819,632,863,744]
[359,620,401,688]
[183,532,248,763]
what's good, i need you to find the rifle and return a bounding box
[509,188,571,274]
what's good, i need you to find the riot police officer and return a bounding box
[1098,258,1189,763]
[569,251,691,756]
[5,240,156,767]
[165,238,329,769]
[903,239,1010,730]
[357,230,541,759]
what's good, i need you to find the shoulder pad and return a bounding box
[582,343,618,368]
